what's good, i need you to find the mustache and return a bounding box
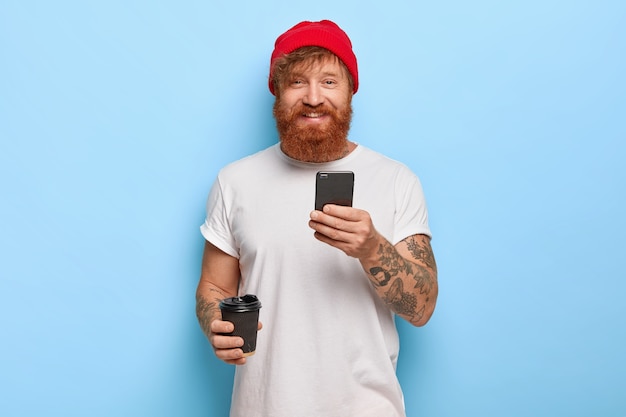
[287,104,338,119]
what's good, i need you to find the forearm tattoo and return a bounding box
[196,287,226,335]
[368,236,436,322]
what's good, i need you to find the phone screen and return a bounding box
[315,171,354,211]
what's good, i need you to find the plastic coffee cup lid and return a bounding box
[219,294,262,312]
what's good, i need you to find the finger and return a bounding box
[310,210,362,234]
[310,220,350,242]
[322,204,363,221]
[313,231,352,256]
[311,208,343,224]
[211,334,244,350]
[210,319,234,334]
[214,319,261,334]
[313,230,338,246]
[309,211,346,233]
[215,347,245,363]
[225,356,247,365]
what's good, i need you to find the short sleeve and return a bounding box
[392,168,431,245]
[200,176,240,259]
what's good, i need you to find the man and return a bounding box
[196,20,438,417]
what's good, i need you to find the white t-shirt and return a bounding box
[201,144,431,417]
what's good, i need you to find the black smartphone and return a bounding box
[314,171,354,211]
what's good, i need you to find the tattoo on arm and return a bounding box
[386,278,425,321]
[406,235,436,296]
[367,237,435,322]
[407,236,436,268]
[369,242,414,288]
[196,287,227,334]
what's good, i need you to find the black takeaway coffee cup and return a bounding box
[219,294,262,357]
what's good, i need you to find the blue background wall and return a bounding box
[1,1,624,416]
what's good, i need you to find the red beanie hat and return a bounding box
[269,20,359,95]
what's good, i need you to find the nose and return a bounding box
[303,84,324,107]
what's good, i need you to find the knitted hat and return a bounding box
[269,20,359,95]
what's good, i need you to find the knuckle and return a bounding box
[211,320,229,333]
[216,346,243,361]
[218,335,242,349]
[228,349,243,360]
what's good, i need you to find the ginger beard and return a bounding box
[274,99,353,163]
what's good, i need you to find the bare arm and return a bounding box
[309,205,438,326]
[363,234,437,326]
[196,241,255,365]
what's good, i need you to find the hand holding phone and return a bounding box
[314,171,354,211]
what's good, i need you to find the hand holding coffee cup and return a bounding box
[209,319,254,365]
[219,294,262,358]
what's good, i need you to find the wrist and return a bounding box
[361,232,385,265]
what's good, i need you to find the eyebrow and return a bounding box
[290,70,342,78]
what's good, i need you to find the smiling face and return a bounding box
[273,49,353,163]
